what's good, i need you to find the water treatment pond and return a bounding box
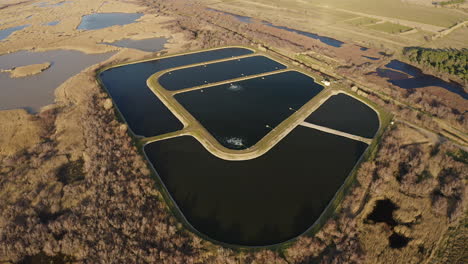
[102,37,167,52]
[305,93,379,138]
[77,13,143,31]
[0,50,114,112]
[98,47,254,137]
[175,71,324,149]
[159,56,286,91]
[144,126,367,246]
[377,60,467,100]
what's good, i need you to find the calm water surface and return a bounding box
[98,48,254,137]
[362,55,379,61]
[375,68,410,80]
[144,127,367,246]
[0,50,114,112]
[159,56,286,91]
[207,8,253,23]
[0,25,29,41]
[102,37,167,52]
[33,1,72,7]
[77,13,143,30]
[175,71,324,149]
[305,94,379,138]
[45,21,60,26]
[262,21,344,48]
[378,60,467,99]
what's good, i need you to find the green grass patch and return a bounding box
[346,17,380,26]
[367,22,413,34]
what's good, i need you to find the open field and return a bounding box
[203,0,467,51]
[367,22,413,34]
[305,0,466,27]
[426,25,468,48]
[345,17,381,26]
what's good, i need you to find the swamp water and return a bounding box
[377,60,467,100]
[0,50,114,112]
[77,13,143,31]
[102,37,167,52]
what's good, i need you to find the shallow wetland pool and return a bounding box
[0,50,114,112]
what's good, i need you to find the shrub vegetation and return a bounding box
[403,47,468,80]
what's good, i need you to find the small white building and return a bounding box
[321,79,331,86]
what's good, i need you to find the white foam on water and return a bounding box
[225,137,245,147]
[227,83,243,92]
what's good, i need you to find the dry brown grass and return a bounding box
[355,124,466,264]
[0,109,43,157]
[5,62,51,78]
[428,216,468,264]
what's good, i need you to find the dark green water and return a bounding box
[175,71,324,149]
[98,48,254,137]
[159,56,286,91]
[144,127,367,246]
[305,94,379,138]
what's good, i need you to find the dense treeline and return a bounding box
[433,0,466,6]
[403,47,468,80]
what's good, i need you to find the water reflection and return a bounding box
[377,60,467,99]
[77,13,143,30]
[0,25,29,41]
[0,50,114,112]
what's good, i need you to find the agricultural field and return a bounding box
[427,26,468,49]
[367,22,413,34]
[346,17,381,26]
[204,0,467,50]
